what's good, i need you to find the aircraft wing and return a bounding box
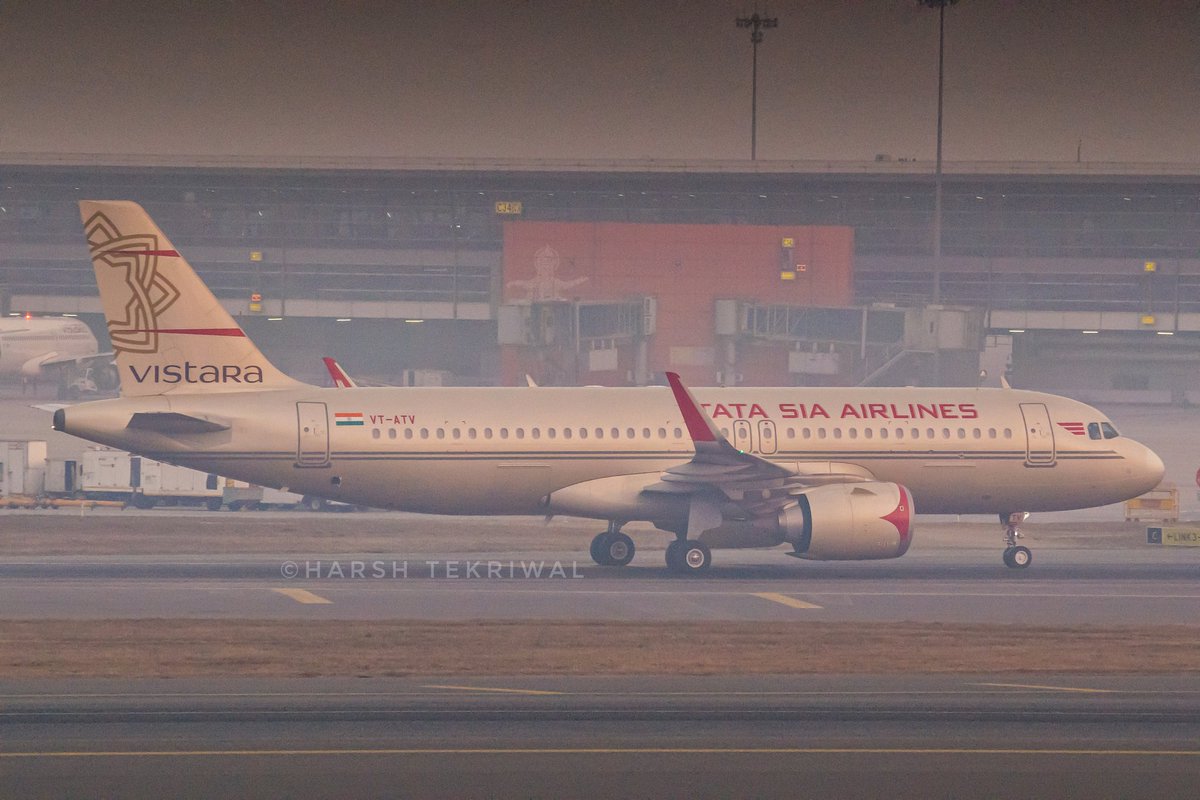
[22,351,113,370]
[647,372,873,517]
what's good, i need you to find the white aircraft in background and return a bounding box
[0,315,114,393]
[53,201,1165,572]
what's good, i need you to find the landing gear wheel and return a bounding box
[589,532,609,565]
[1000,512,1032,569]
[665,540,685,571]
[601,532,635,566]
[666,539,711,574]
[1006,545,1032,569]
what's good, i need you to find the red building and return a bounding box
[500,221,854,386]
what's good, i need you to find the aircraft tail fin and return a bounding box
[79,200,304,397]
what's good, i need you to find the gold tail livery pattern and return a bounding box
[79,201,302,397]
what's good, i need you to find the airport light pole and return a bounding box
[735,12,778,160]
[919,0,958,305]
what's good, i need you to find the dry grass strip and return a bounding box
[1,620,1197,678]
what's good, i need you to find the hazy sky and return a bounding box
[2,0,1199,164]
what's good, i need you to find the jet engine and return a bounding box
[777,482,914,560]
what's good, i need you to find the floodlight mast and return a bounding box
[735,12,778,161]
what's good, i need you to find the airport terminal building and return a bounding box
[4,155,1200,399]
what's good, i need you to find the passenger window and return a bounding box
[988,428,996,439]
[786,428,795,439]
[500,428,509,439]
[626,428,635,439]
[452,428,461,439]
[516,428,525,439]
[879,428,888,439]
[389,429,397,439]
[864,428,873,439]
[926,428,935,439]
[957,428,966,439]
[848,428,858,439]
[371,429,381,439]
[894,428,903,440]
[564,428,572,439]
[420,428,429,439]
[1003,428,1012,439]
[658,427,667,438]
[405,428,414,439]
[483,428,492,439]
[1088,422,1102,440]
[579,428,588,439]
[642,428,651,439]
[818,429,827,439]
[595,428,603,439]
[547,428,556,439]
[674,427,682,439]
[467,428,476,439]
[531,428,540,439]
[611,428,620,439]
[803,429,812,439]
[437,428,445,439]
[833,428,842,439]
[911,428,919,439]
[942,428,950,439]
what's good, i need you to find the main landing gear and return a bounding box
[590,523,635,567]
[665,537,712,575]
[1001,512,1032,569]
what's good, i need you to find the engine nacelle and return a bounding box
[778,481,914,560]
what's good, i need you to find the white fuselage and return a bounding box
[57,384,1164,519]
[0,318,99,378]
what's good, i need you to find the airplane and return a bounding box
[0,315,114,393]
[52,201,1165,572]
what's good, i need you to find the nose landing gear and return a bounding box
[1001,512,1032,568]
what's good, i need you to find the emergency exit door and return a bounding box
[296,402,330,467]
[1019,403,1056,466]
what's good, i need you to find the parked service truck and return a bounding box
[67,448,223,508]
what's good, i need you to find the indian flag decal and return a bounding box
[335,412,364,427]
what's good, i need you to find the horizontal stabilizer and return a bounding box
[126,411,231,433]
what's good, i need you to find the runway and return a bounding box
[2,675,1199,799]
[1,544,1197,623]
[3,512,1198,797]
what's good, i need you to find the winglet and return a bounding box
[322,357,357,388]
[665,371,723,445]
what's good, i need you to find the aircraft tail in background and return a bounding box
[78,200,304,397]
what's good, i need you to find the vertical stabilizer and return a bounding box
[79,200,304,396]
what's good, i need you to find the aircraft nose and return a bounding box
[1138,443,1165,491]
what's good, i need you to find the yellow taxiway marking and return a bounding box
[271,588,332,605]
[1,747,1198,759]
[752,592,822,610]
[422,684,564,696]
[973,682,1115,694]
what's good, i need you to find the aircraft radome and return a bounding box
[53,201,1165,572]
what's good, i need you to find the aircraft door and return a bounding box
[733,419,754,453]
[1019,403,1056,466]
[296,402,330,467]
[757,420,778,455]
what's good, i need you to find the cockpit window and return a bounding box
[1101,422,1119,439]
[1087,422,1102,440]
